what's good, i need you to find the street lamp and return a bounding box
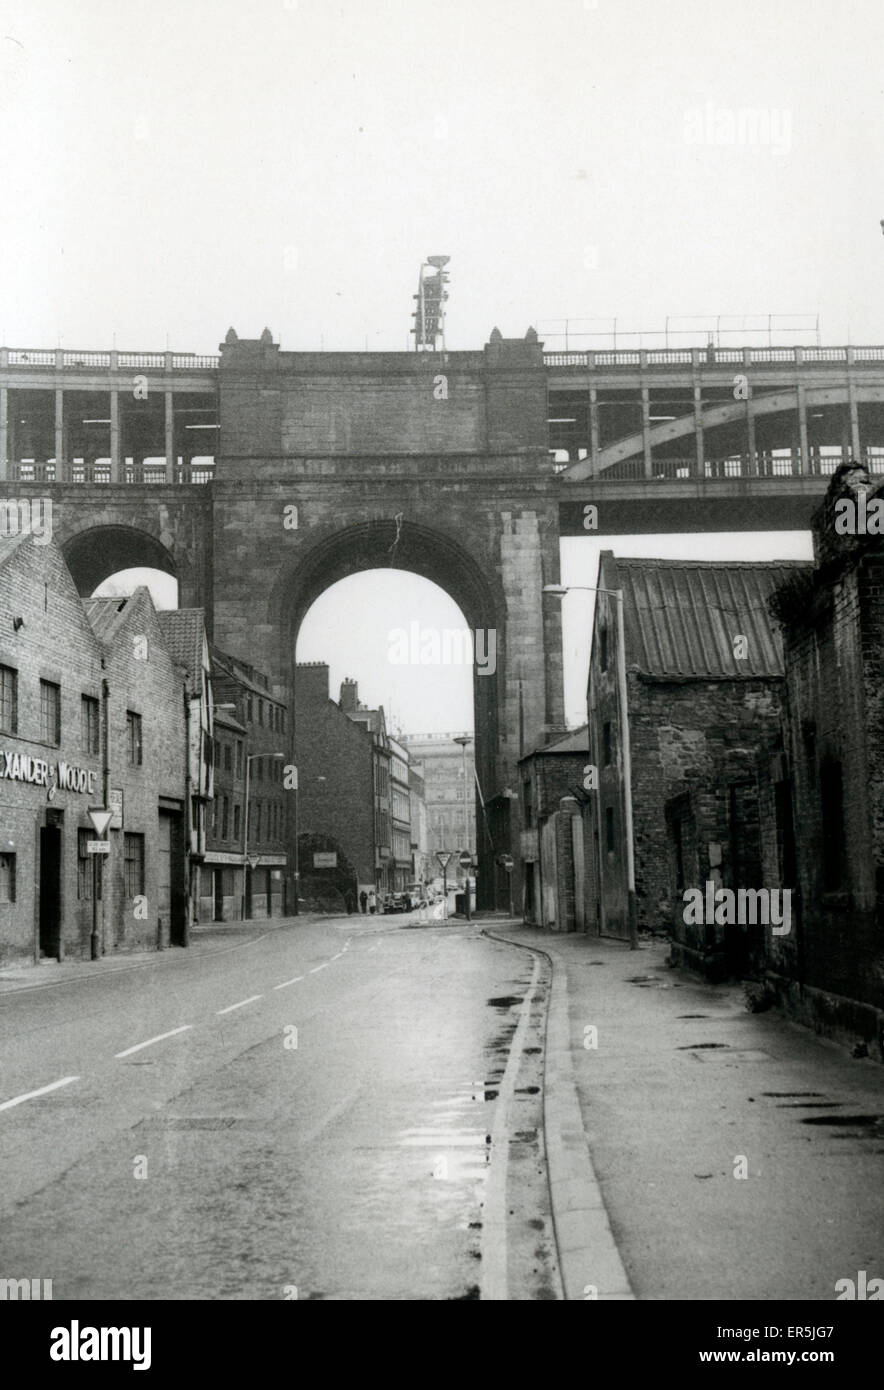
[241,751,285,922]
[453,734,472,920]
[543,582,638,949]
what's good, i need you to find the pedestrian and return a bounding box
[359,890,368,914]
[368,889,376,915]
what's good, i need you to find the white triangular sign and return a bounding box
[88,808,113,837]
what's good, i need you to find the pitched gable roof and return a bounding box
[157,609,207,686]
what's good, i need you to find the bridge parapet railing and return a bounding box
[564,450,884,482]
[1,348,220,371]
[544,346,884,369]
[4,460,215,485]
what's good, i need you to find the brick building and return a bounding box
[408,764,430,886]
[156,609,214,933]
[206,646,289,919]
[388,735,412,893]
[586,553,806,974]
[518,727,589,930]
[81,588,190,952]
[0,532,191,965]
[339,678,393,899]
[294,662,374,909]
[759,464,884,1054]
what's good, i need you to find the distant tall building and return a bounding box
[400,732,475,876]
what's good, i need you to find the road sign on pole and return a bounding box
[87,808,113,838]
[248,855,260,872]
[458,851,472,869]
[86,840,110,855]
[435,851,452,869]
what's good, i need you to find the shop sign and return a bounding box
[0,751,97,795]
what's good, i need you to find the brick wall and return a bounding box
[294,663,375,887]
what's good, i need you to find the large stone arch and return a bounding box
[61,524,182,598]
[260,518,511,909]
[275,517,504,811]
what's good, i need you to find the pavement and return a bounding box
[487,922,884,1302]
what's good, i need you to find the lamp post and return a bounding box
[453,734,472,920]
[242,751,284,922]
[543,582,638,949]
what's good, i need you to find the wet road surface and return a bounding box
[0,916,557,1300]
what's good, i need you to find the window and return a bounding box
[522,779,533,829]
[599,626,608,673]
[0,852,16,903]
[127,711,143,766]
[236,741,243,777]
[254,802,261,841]
[224,744,232,772]
[258,699,264,727]
[233,804,241,841]
[81,695,100,755]
[0,665,18,734]
[77,830,93,899]
[603,722,612,766]
[123,834,145,897]
[605,806,615,852]
[40,680,61,745]
[257,756,264,782]
[246,694,253,722]
[221,795,229,840]
[281,708,286,734]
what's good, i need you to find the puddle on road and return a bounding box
[486,995,523,1009]
[676,1042,728,1050]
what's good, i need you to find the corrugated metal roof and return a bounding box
[601,557,812,680]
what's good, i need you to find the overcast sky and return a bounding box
[14,1,872,729]
[3,0,883,351]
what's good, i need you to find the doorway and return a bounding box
[39,823,62,959]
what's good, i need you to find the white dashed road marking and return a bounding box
[0,1076,80,1112]
[216,995,263,1016]
[115,1026,193,1059]
[274,975,305,990]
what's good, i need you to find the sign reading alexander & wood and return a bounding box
[0,750,98,795]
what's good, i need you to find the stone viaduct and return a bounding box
[2,328,883,907]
